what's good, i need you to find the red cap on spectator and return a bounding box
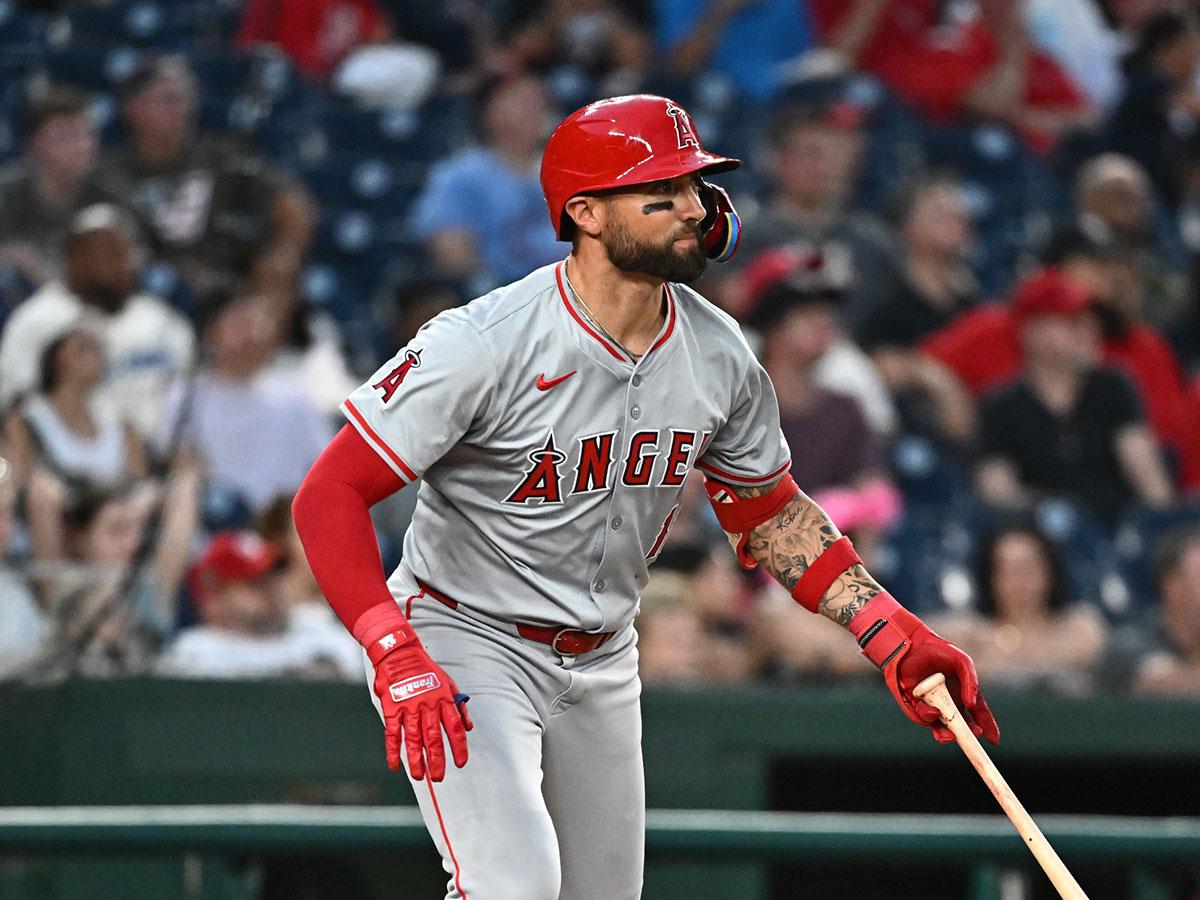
[1012,268,1092,320]
[189,530,281,606]
[743,245,842,307]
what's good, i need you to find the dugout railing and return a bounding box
[0,805,1197,900]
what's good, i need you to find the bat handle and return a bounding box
[913,673,1090,900]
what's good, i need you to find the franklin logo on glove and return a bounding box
[390,673,441,702]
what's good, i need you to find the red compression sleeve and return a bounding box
[292,424,410,636]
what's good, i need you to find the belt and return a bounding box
[415,579,616,656]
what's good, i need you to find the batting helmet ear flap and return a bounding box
[700,180,741,263]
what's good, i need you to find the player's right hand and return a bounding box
[357,605,473,781]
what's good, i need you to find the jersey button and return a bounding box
[630,406,641,419]
[593,579,606,592]
[611,516,622,530]
[632,375,642,387]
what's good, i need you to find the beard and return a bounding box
[83,282,131,314]
[603,218,708,283]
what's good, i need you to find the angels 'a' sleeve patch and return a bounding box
[342,312,496,480]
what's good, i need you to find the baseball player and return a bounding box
[292,94,999,900]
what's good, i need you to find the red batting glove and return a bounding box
[848,592,999,745]
[354,602,473,781]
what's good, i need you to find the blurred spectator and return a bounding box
[653,0,813,101]
[380,0,496,92]
[2,326,146,499]
[96,56,315,304]
[0,204,195,440]
[1103,9,1200,208]
[502,0,651,97]
[928,517,1107,694]
[856,173,981,445]
[637,541,768,684]
[0,459,48,680]
[238,0,448,108]
[741,245,897,436]
[256,494,363,673]
[237,0,392,83]
[924,245,1200,490]
[1079,241,1200,492]
[157,530,360,680]
[1052,153,1187,328]
[390,276,461,346]
[1104,523,1200,694]
[23,470,199,680]
[160,285,332,516]
[743,247,901,565]
[1025,0,1142,116]
[260,301,359,417]
[809,0,1094,153]
[729,102,902,327]
[409,73,562,293]
[849,171,979,444]
[857,172,981,350]
[0,83,106,291]
[974,267,1174,523]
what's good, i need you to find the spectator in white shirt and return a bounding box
[0,204,195,440]
[160,285,331,515]
[157,530,360,679]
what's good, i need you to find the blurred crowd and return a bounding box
[0,0,1199,697]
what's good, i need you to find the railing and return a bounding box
[1,806,1196,900]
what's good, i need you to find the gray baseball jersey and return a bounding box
[343,258,789,900]
[342,259,790,632]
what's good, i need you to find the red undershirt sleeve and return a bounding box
[292,424,409,636]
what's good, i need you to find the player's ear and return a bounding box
[564,195,604,239]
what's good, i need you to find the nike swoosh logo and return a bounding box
[536,370,577,391]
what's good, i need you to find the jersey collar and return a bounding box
[555,260,677,365]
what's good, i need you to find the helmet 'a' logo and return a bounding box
[667,104,699,150]
[373,348,423,404]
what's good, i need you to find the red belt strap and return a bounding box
[416,579,616,655]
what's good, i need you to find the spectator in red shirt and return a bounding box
[810,0,1094,153]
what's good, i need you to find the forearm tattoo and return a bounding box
[731,483,883,628]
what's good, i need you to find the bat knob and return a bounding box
[913,672,947,701]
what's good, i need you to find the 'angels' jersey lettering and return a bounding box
[342,260,790,632]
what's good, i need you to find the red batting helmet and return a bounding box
[540,94,741,240]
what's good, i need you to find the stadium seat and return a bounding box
[886,434,972,513]
[58,1,189,50]
[42,43,143,92]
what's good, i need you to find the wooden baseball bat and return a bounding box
[913,673,1090,900]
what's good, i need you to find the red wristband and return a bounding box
[789,536,862,613]
[353,601,417,662]
[847,591,924,668]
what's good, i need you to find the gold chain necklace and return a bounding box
[564,271,643,362]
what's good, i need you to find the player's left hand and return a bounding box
[849,592,1000,745]
[699,180,741,263]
